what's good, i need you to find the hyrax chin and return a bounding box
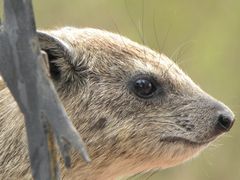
[0,27,235,179]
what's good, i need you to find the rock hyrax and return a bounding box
[0,27,235,179]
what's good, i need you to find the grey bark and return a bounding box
[0,0,90,179]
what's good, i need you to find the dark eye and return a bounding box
[133,78,157,98]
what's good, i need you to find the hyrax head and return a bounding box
[38,27,235,175]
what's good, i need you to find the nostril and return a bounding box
[217,114,235,132]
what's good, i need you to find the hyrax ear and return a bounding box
[37,31,71,80]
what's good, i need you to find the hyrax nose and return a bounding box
[216,111,235,132]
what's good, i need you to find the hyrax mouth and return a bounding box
[160,136,214,147]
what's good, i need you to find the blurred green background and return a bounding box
[2,0,240,179]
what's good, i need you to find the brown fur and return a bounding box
[0,27,234,179]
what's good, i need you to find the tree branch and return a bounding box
[0,0,90,179]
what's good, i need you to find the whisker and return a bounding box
[144,170,158,180]
[110,17,128,51]
[127,172,142,180]
[170,40,194,63]
[140,0,147,65]
[162,61,175,77]
[152,10,161,53]
[124,0,145,45]
[161,23,172,53]
[141,0,145,45]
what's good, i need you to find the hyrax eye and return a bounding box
[133,78,157,98]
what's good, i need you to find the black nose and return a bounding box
[216,113,235,132]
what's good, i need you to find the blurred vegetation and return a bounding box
[1,0,240,179]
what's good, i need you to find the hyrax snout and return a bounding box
[0,27,235,179]
[210,99,234,133]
